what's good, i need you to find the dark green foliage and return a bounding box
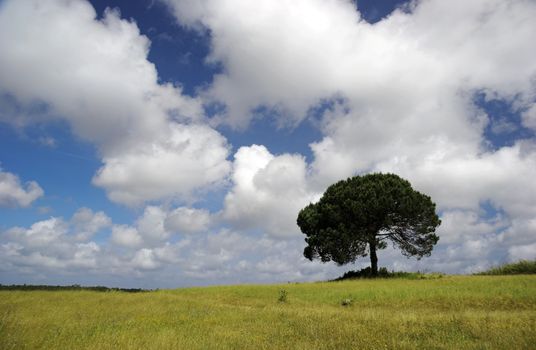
[333,267,393,280]
[332,267,444,281]
[278,289,288,303]
[297,173,441,275]
[475,260,536,275]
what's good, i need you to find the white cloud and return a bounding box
[164,0,364,128]
[111,225,143,248]
[522,104,536,131]
[2,0,536,285]
[163,0,536,192]
[162,0,536,274]
[92,123,230,206]
[165,230,343,282]
[71,207,111,241]
[0,169,43,208]
[110,205,212,248]
[437,210,509,245]
[2,215,104,272]
[0,0,230,205]
[136,206,169,243]
[5,209,110,253]
[7,217,67,248]
[0,0,172,147]
[2,204,530,287]
[372,142,536,215]
[0,212,346,286]
[131,248,160,270]
[222,145,320,238]
[163,0,536,127]
[165,207,212,234]
[72,242,101,268]
[508,243,536,262]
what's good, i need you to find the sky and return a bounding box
[0,0,535,289]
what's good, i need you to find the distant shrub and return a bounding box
[475,260,536,275]
[278,289,288,303]
[332,267,396,280]
[0,284,148,293]
[332,267,443,281]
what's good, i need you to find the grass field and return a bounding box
[1,275,535,349]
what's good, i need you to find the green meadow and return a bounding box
[1,275,535,349]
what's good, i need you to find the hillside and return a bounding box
[1,275,535,349]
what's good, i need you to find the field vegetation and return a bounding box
[475,259,536,276]
[1,274,535,349]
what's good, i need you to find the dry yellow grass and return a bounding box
[1,275,535,349]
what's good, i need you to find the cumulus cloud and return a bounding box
[92,123,230,206]
[222,145,319,237]
[6,217,67,248]
[0,168,43,208]
[2,0,536,285]
[131,249,161,270]
[2,205,529,287]
[111,225,143,248]
[3,215,103,271]
[0,210,348,287]
[1,208,173,278]
[164,0,364,128]
[165,206,212,234]
[164,0,536,128]
[6,209,111,248]
[0,0,230,205]
[71,207,111,241]
[135,206,169,243]
[161,0,536,272]
[111,205,214,249]
[509,243,536,262]
[163,0,536,196]
[372,142,536,214]
[436,209,509,245]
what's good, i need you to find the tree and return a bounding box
[297,173,440,276]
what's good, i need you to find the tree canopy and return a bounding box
[297,173,441,275]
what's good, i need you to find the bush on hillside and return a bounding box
[332,267,444,281]
[475,260,536,275]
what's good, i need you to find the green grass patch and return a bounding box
[1,275,535,349]
[476,260,536,275]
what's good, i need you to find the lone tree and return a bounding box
[297,173,440,276]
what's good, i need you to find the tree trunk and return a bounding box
[369,241,378,276]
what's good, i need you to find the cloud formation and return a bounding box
[1,0,536,287]
[165,206,212,234]
[0,168,43,208]
[0,207,342,287]
[163,0,536,266]
[0,0,230,205]
[92,124,230,206]
[222,145,319,237]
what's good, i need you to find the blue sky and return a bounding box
[1,0,535,288]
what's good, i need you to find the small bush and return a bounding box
[278,289,288,303]
[332,267,443,281]
[475,260,536,275]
